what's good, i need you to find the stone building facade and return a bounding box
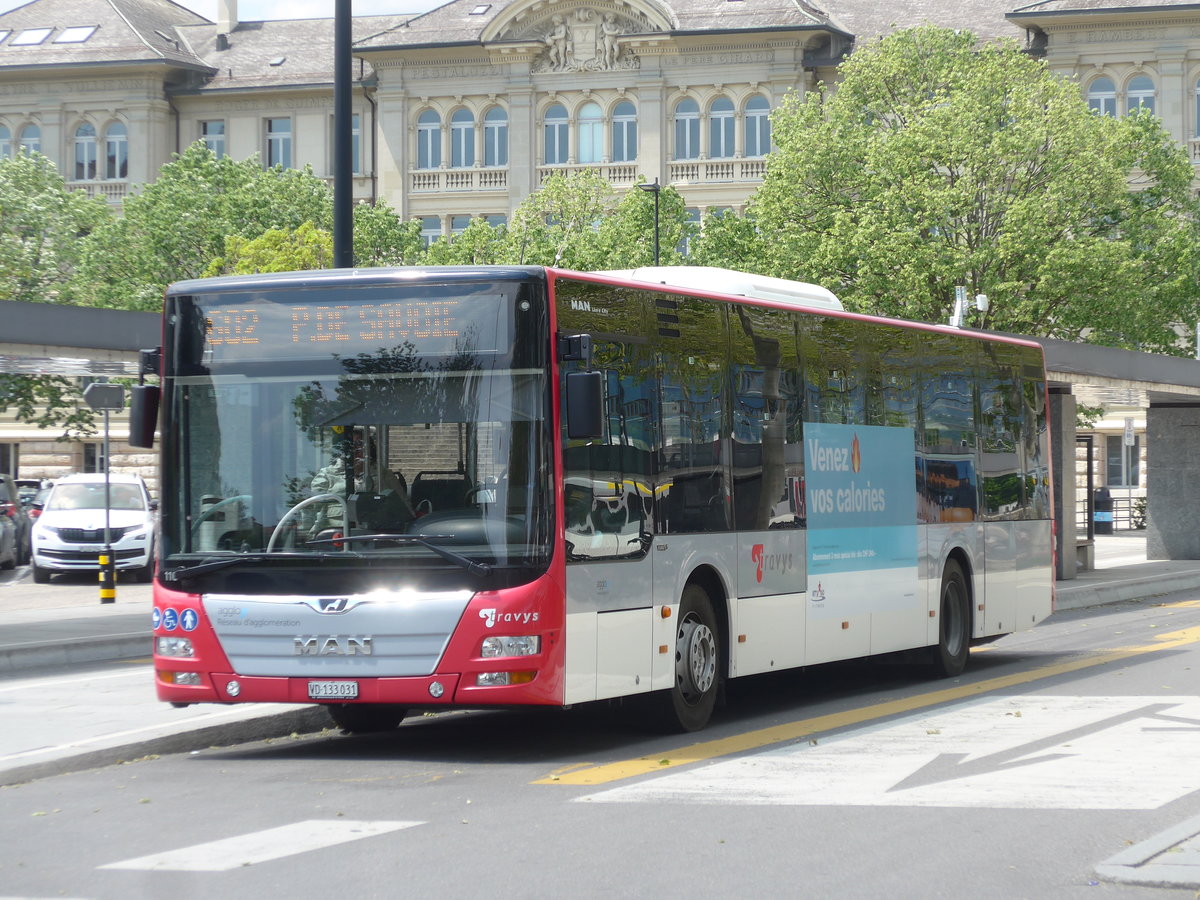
[0,0,1197,488]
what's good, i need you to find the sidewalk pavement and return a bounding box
[1,531,1198,788]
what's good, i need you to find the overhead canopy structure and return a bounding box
[0,300,160,377]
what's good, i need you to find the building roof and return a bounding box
[828,0,1028,44]
[1010,0,1200,14]
[0,0,212,71]
[174,17,397,92]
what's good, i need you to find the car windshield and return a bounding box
[49,483,145,511]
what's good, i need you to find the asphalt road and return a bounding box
[2,589,1200,899]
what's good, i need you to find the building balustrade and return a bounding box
[410,167,509,192]
[66,181,129,204]
[668,158,768,184]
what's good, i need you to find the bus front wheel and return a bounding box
[660,584,721,732]
[931,559,970,677]
[325,703,407,734]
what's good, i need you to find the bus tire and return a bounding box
[931,559,970,677]
[325,703,407,734]
[652,583,721,733]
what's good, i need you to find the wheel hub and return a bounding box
[676,615,717,701]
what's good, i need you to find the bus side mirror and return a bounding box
[565,371,604,439]
[129,384,161,449]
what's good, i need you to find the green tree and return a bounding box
[0,152,112,437]
[203,222,335,276]
[749,26,1200,351]
[72,142,333,310]
[425,217,508,265]
[353,202,427,266]
[0,151,110,305]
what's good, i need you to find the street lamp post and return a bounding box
[639,178,661,266]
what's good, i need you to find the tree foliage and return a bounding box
[748,25,1200,351]
[72,143,334,310]
[204,222,335,276]
[0,151,110,305]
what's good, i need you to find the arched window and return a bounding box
[544,103,568,165]
[73,122,97,180]
[1087,77,1116,117]
[104,122,128,179]
[451,108,475,168]
[674,98,700,160]
[744,95,771,157]
[612,100,637,163]
[18,124,40,154]
[484,107,507,167]
[0,124,10,158]
[417,110,441,169]
[1127,75,1156,114]
[577,102,603,164]
[709,97,735,159]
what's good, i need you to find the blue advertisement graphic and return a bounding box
[804,423,918,606]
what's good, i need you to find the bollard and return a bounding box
[99,551,116,604]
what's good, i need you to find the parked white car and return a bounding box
[31,473,156,584]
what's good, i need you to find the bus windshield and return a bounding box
[160,277,553,590]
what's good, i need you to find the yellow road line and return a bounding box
[536,623,1200,786]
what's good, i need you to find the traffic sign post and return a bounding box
[83,383,126,604]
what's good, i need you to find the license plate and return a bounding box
[308,680,358,700]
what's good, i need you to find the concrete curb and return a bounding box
[1096,812,1200,888]
[1054,568,1200,611]
[0,634,151,674]
[0,706,331,787]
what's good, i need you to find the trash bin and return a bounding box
[1093,487,1113,535]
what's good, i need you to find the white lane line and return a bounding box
[100,819,423,871]
[0,667,146,693]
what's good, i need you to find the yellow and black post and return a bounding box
[99,550,116,603]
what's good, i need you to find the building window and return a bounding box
[450,215,472,235]
[577,102,603,164]
[266,117,292,168]
[1087,77,1117,117]
[673,98,700,160]
[680,207,702,255]
[417,110,441,169]
[1106,434,1140,487]
[745,95,771,157]
[104,122,128,179]
[1127,75,1156,114]
[709,97,735,159]
[612,100,637,163]
[544,103,568,165]
[483,107,507,167]
[201,120,226,158]
[1196,79,1200,136]
[420,216,441,246]
[73,123,97,180]
[19,124,40,154]
[485,213,507,227]
[83,443,106,474]
[0,124,10,158]
[0,444,16,475]
[451,109,475,168]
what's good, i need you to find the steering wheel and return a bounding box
[266,493,349,552]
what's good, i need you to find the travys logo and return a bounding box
[751,544,795,583]
[479,608,540,628]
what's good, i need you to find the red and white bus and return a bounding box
[136,265,1053,733]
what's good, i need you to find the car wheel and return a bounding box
[31,561,50,583]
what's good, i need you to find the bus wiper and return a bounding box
[308,533,493,577]
[162,551,362,583]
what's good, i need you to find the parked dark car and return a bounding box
[0,474,32,567]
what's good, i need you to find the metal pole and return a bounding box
[652,185,660,266]
[333,0,353,268]
[100,407,115,603]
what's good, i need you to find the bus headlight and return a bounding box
[156,636,194,657]
[160,671,202,686]
[476,671,536,686]
[480,635,540,658]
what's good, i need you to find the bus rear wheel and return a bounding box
[931,559,970,677]
[325,703,407,734]
[656,584,721,732]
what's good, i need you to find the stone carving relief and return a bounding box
[516,8,646,73]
